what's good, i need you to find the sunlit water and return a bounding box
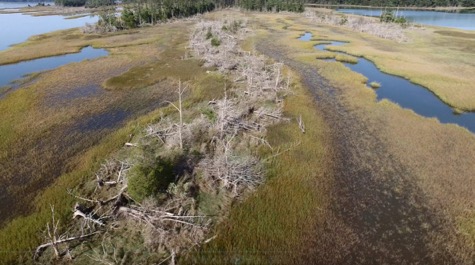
[299,33,475,133]
[337,8,475,30]
[0,12,97,51]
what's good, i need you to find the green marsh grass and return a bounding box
[335,54,358,64]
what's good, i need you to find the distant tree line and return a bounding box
[94,0,304,29]
[306,0,475,7]
[54,0,305,12]
[54,0,112,7]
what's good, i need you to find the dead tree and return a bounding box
[166,80,187,149]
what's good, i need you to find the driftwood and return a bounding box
[95,161,130,188]
[73,203,105,227]
[34,232,100,261]
[34,205,101,261]
[298,115,306,133]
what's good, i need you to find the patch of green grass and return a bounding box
[0,87,37,150]
[190,72,229,103]
[103,58,206,90]
[211,37,221,47]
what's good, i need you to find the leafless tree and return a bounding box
[165,80,187,150]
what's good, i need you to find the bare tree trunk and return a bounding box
[166,80,186,149]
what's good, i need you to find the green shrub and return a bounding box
[128,158,175,202]
[380,10,407,25]
[339,15,348,25]
[211,37,221,47]
[121,8,139,29]
[201,107,217,122]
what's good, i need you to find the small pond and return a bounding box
[337,8,475,31]
[0,46,108,94]
[300,32,475,133]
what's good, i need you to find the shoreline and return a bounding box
[305,3,475,11]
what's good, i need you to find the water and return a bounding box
[0,12,97,51]
[0,46,108,92]
[300,34,475,133]
[0,2,52,9]
[298,32,313,41]
[338,8,475,30]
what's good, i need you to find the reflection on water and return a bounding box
[301,33,475,133]
[0,12,97,51]
[0,46,108,95]
[338,8,475,30]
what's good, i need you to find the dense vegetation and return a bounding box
[307,0,475,7]
[54,0,305,12]
[54,0,113,7]
[92,0,304,30]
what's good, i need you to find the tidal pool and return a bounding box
[0,46,108,95]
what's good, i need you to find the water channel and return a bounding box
[299,32,475,133]
[0,46,108,92]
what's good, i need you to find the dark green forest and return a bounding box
[53,0,306,10]
[97,0,305,29]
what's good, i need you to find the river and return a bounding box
[337,8,475,30]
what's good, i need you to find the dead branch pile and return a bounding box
[305,10,410,42]
[189,19,294,197]
[82,22,118,34]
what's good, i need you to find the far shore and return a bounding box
[305,3,475,11]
